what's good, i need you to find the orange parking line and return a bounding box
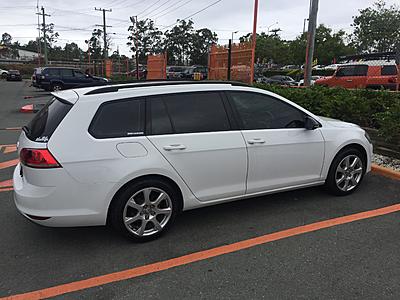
[3,145,17,154]
[3,203,400,300]
[0,179,12,188]
[0,159,19,170]
[0,187,13,192]
[372,164,400,180]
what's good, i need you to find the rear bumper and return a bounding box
[13,163,110,227]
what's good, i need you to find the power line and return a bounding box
[140,0,175,18]
[137,0,163,16]
[164,0,223,28]
[151,0,194,20]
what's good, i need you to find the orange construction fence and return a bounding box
[208,42,252,84]
[147,53,167,80]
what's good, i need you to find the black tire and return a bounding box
[325,148,366,196]
[51,82,63,91]
[109,179,181,242]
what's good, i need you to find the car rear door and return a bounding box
[227,90,325,194]
[146,91,247,202]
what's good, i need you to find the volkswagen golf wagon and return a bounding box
[14,81,373,241]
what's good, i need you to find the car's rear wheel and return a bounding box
[109,179,180,242]
[51,83,63,91]
[325,148,365,196]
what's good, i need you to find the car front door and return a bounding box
[146,92,247,202]
[227,91,325,194]
[72,69,92,86]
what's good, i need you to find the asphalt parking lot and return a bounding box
[0,80,400,299]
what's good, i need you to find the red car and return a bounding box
[315,61,399,90]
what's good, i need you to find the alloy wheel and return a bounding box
[123,187,173,237]
[335,155,363,192]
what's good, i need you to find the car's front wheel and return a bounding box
[109,179,180,242]
[325,148,366,196]
[51,83,63,91]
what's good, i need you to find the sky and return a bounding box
[0,0,398,56]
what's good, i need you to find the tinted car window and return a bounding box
[89,99,144,139]
[229,92,305,130]
[74,70,86,78]
[381,65,398,76]
[46,68,60,76]
[336,65,368,77]
[162,92,230,134]
[149,97,173,135]
[60,69,73,77]
[24,97,72,142]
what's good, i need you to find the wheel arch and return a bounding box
[106,174,184,225]
[330,143,368,173]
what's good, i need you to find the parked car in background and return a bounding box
[0,68,8,78]
[35,67,108,91]
[298,76,323,86]
[13,81,372,241]
[183,65,208,80]
[167,66,187,79]
[128,67,147,80]
[261,75,297,86]
[312,65,325,70]
[315,61,399,90]
[281,65,299,70]
[6,70,22,81]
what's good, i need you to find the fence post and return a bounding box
[227,39,232,81]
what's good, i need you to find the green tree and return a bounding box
[85,29,103,60]
[290,25,354,65]
[240,32,292,65]
[127,18,163,64]
[1,32,12,46]
[164,19,194,65]
[351,0,400,53]
[189,28,217,65]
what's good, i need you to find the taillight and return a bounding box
[20,148,61,168]
[388,77,397,83]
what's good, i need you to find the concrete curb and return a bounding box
[371,163,400,181]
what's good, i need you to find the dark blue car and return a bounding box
[36,67,108,91]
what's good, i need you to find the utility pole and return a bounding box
[250,0,259,84]
[36,6,50,65]
[36,1,41,66]
[130,16,139,80]
[95,7,112,59]
[227,39,232,80]
[304,0,319,87]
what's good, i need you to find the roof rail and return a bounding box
[84,80,249,95]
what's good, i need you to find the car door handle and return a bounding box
[163,144,186,151]
[247,138,266,145]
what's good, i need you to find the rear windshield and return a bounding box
[23,97,72,142]
[9,70,19,74]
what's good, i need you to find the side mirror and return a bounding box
[305,116,320,130]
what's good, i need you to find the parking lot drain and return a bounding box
[3,203,400,300]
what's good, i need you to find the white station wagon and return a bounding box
[14,81,373,241]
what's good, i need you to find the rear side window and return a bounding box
[381,65,398,76]
[46,68,60,76]
[161,92,230,134]
[24,97,72,142]
[149,97,173,135]
[89,98,144,139]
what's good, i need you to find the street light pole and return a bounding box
[250,0,259,84]
[304,0,319,87]
[231,30,238,43]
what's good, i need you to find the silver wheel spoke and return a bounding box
[351,177,357,186]
[350,157,360,168]
[153,192,166,206]
[127,199,142,211]
[151,219,162,231]
[137,220,148,236]
[343,179,349,191]
[125,215,142,225]
[353,168,362,175]
[344,156,350,168]
[155,207,172,215]
[337,175,345,185]
[143,189,152,205]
